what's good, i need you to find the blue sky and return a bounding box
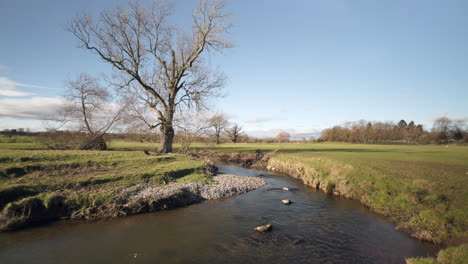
[0,0,467,138]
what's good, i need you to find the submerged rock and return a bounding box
[282,199,292,205]
[255,224,272,232]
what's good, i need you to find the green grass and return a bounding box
[0,135,35,143]
[206,142,468,244]
[1,138,467,244]
[108,140,162,151]
[0,140,210,230]
[407,244,468,264]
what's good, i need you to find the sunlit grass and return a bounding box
[1,137,467,243]
[201,142,468,243]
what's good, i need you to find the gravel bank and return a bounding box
[132,174,266,201]
[124,174,266,214]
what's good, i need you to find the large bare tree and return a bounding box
[69,0,231,153]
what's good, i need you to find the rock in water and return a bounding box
[282,187,289,191]
[255,224,272,232]
[282,199,292,205]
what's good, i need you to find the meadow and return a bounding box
[1,136,467,247]
[0,136,210,230]
[203,142,468,245]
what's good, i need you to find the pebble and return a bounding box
[132,174,266,201]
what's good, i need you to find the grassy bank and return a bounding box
[0,146,210,230]
[406,244,468,264]
[1,137,467,247]
[205,143,468,245]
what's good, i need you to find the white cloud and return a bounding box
[245,128,322,139]
[0,77,54,97]
[245,116,274,123]
[0,77,35,96]
[0,96,67,119]
[0,118,47,132]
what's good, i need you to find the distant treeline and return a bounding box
[2,117,466,146]
[319,118,467,144]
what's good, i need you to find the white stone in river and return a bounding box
[282,199,292,205]
[255,224,272,232]
[283,187,289,191]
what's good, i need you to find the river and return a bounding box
[0,163,439,263]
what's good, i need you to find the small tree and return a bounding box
[227,124,242,143]
[452,119,466,141]
[175,111,210,154]
[276,132,290,143]
[52,73,124,150]
[433,117,452,143]
[209,112,228,144]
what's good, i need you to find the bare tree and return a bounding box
[452,119,466,141]
[175,111,211,153]
[432,117,452,143]
[55,73,124,150]
[69,0,232,153]
[209,112,228,144]
[227,123,242,143]
[276,132,291,143]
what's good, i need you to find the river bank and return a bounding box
[125,174,266,214]
[191,147,467,246]
[0,149,265,231]
[1,140,466,262]
[0,163,441,263]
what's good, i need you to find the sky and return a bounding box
[0,0,467,138]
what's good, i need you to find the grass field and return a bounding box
[0,137,210,230]
[104,140,468,244]
[202,143,468,244]
[1,137,467,246]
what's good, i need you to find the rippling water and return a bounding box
[0,163,439,263]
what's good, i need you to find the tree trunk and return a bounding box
[159,124,174,153]
[215,134,220,144]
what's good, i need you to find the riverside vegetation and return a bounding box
[0,135,267,231]
[199,142,468,263]
[0,148,210,230]
[199,143,468,245]
[0,136,467,262]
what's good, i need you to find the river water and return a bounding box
[0,163,439,264]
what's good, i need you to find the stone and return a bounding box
[255,224,272,232]
[333,190,340,196]
[282,199,292,205]
[282,187,289,191]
